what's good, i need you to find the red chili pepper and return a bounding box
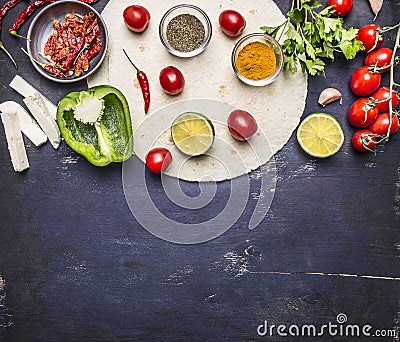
[0,0,24,27]
[123,49,150,114]
[9,0,56,38]
[10,0,99,39]
[86,35,102,61]
[62,31,85,70]
[0,0,23,68]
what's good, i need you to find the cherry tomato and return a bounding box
[123,5,150,33]
[219,10,246,37]
[357,24,383,53]
[145,148,172,174]
[352,130,377,152]
[350,66,381,97]
[348,98,379,128]
[328,0,353,16]
[371,87,399,113]
[369,113,399,136]
[365,48,393,73]
[159,66,185,95]
[227,110,258,141]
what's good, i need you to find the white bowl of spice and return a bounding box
[159,4,212,58]
[232,33,284,86]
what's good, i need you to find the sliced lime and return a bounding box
[171,112,215,156]
[297,113,344,158]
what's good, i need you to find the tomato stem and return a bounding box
[379,22,400,34]
[387,26,400,140]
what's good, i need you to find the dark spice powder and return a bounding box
[166,14,205,53]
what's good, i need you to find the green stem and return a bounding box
[380,22,400,34]
[387,26,400,140]
[290,0,295,11]
[122,48,141,73]
[10,30,30,41]
[276,19,290,43]
[0,41,17,69]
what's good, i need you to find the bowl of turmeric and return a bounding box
[231,33,283,86]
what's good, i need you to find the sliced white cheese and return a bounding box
[0,101,47,147]
[9,75,57,120]
[24,92,61,149]
[1,110,30,172]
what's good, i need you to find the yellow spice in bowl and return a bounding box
[236,41,276,81]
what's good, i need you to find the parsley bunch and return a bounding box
[261,0,364,76]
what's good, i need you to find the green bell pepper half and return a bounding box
[56,85,133,167]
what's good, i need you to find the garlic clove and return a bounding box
[318,88,342,107]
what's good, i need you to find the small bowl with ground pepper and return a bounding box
[159,4,212,58]
[232,33,283,86]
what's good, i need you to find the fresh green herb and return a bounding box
[261,0,364,76]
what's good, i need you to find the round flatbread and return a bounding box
[88,0,308,182]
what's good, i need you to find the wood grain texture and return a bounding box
[0,0,399,341]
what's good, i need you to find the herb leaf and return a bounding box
[261,0,363,76]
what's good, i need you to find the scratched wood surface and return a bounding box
[0,0,399,341]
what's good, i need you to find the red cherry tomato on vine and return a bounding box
[350,66,381,97]
[348,98,379,128]
[371,87,399,113]
[219,10,246,37]
[365,48,393,73]
[352,130,377,152]
[159,66,185,95]
[123,5,150,33]
[145,148,172,174]
[328,0,353,16]
[369,113,399,136]
[227,110,258,141]
[357,24,383,53]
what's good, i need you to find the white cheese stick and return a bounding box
[0,101,47,147]
[24,92,61,149]
[9,75,57,120]
[1,111,29,172]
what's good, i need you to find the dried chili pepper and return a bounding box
[0,0,24,25]
[37,11,101,78]
[0,0,23,68]
[85,37,101,60]
[21,47,66,77]
[9,0,56,38]
[122,49,150,114]
[62,31,85,70]
[9,0,99,39]
[85,20,101,60]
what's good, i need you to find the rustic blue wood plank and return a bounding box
[0,0,399,341]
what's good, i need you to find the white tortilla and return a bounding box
[87,0,308,182]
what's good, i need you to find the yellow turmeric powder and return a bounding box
[236,41,277,80]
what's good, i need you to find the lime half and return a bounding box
[297,113,344,158]
[171,112,215,156]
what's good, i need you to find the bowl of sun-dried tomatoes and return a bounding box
[26,0,108,83]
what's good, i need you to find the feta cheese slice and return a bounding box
[1,110,29,172]
[9,75,57,120]
[0,101,47,147]
[23,92,61,149]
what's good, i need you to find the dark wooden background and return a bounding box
[0,0,399,341]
